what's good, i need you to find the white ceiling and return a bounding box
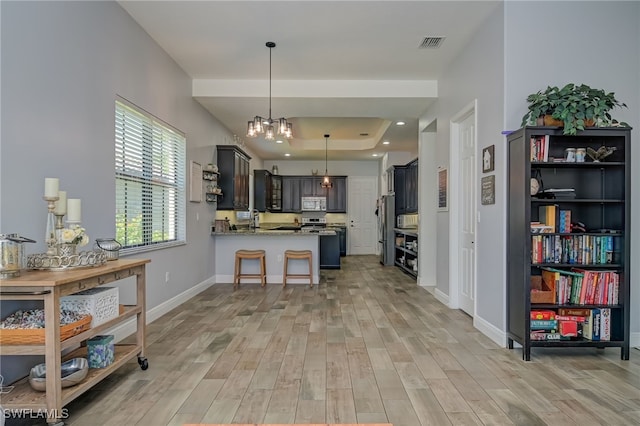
[118,1,500,161]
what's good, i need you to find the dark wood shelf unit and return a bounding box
[507,126,631,361]
[394,228,418,278]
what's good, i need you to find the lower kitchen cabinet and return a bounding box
[320,233,341,269]
[394,229,418,277]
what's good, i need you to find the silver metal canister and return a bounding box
[95,238,122,261]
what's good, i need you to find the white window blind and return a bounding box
[115,99,186,253]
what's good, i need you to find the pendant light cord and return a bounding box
[268,45,272,121]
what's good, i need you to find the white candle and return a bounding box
[67,199,81,222]
[44,178,59,198]
[54,191,67,215]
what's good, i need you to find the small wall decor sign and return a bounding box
[482,144,495,173]
[438,167,448,211]
[481,175,495,205]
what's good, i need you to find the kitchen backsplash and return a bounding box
[214,211,346,225]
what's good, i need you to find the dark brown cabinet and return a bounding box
[394,166,407,215]
[217,145,251,210]
[392,160,418,215]
[254,170,283,212]
[405,159,418,213]
[301,177,326,197]
[507,127,631,361]
[326,176,347,213]
[282,176,302,212]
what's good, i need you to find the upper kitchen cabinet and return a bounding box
[394,166,407,215]
[392,160,418,215]
[254,170,282,212]
[326,176,347,213]
[217,145,251,210]
[301,177,327,197]
[282,176,302,213]
[253,169,272,212]
[405,159,418,213]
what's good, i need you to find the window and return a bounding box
[115,98,186,253]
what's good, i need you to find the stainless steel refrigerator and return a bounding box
[378,194,395,265]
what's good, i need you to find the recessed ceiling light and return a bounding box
[396,121,406,126]
[284,153,290,157]
[372,153,379,157]
[382,141,390,145]
[276,139,283,144]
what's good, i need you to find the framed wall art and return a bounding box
[482,144,495,173]
[438,167,448,211]
[481,175,495,205]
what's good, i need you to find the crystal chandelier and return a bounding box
[321,134,333,188]
[246,42,292,141]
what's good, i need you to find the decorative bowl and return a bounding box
[29,357,89,391]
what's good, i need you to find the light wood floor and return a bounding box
[26,256,640,425]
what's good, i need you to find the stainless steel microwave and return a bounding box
[301,196,327,211]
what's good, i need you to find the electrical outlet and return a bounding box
[196,213,199,221]
[165,272,170,282]
[277,255,282,262]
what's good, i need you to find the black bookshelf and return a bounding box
[506,127,631,361]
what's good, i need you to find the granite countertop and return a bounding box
[212,228,336,236]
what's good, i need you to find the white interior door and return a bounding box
[347,176,378,255]
[458,112,476,315]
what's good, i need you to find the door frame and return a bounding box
[448,99,478,314]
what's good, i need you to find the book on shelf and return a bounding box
[600,308,611,341]
[531,310,556,320]
[558,210,571,233]
[583,308,601,341]
[530,331,570,341]
[558,307,591,317]
[538,204,559,232]
[530,319,558,330]
[530,135,550,162]
[558,320,578,337]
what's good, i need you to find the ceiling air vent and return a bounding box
[419,37,445,49]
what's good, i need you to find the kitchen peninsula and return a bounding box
[211,228,333,285]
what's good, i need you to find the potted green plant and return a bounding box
[521,83,628,135]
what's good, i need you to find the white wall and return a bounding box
[504,1,640,345]
[419,3,505,339]
[0,1,231,382]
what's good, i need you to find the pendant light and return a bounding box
[246,42,293,140]
[321,134,333,188]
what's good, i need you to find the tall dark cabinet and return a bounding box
[217,145,251,210]
[394,166,406,215]
[326,176,347,213]
[507,126,631,361]
[405,159,419,213]
[282,176,301,213]
[254,170,283,212]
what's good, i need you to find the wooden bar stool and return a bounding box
[234,249,266,289]
[282,249,313,288]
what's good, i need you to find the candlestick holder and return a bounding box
[43,195,59,256]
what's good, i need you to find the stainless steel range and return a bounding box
[301,216,327,233]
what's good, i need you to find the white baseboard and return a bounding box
[433,287,449,306]
[473,314,507,347]
[109,277,215,343]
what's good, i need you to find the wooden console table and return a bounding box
[0,258,150,425]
